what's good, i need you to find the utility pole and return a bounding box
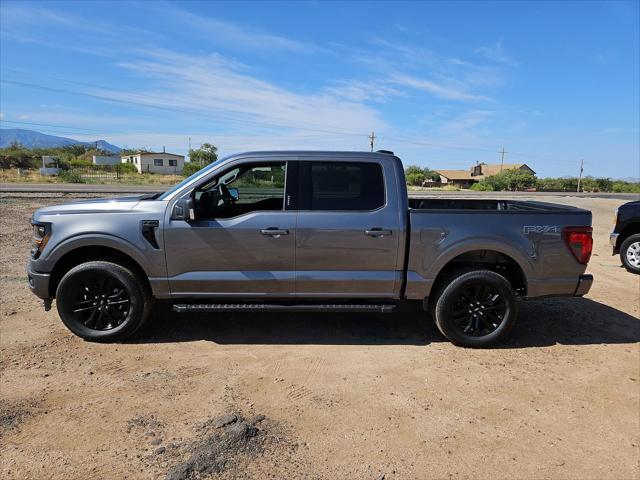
[368,131,376,152]
[577,159,584,192]
[188,137,191,151]
[499,146,507,172]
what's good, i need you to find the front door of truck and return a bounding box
[294,160,403,298]
[164,161,296,297]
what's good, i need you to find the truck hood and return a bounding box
[33,194,158,217]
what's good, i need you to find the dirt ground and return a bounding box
[1,192,638,480]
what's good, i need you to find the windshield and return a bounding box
[158,158,224,200]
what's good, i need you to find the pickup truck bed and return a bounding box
[405,199,592,300]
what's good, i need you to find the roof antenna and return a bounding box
[163,146,166,153]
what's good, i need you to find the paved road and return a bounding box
[1,182,638,200]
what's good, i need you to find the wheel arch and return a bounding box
[427,248,528,309]
[49,245,151,298]
[617,222,640,248]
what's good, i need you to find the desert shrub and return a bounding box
[59,170,85,183]
[119,163,138,174]
[470,182,494,191]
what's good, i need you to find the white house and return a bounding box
[92,155,121,166]
[121,151,185,174]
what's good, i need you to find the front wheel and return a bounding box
[56,261,151,342]
[620,234,640,274]
[433,269,517,348]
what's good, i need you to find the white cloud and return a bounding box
[167,7,322,54]
[391,74,490,101]
[322,80,403,103]
[474,41,519,66]
[97,48,387,136]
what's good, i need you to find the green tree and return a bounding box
[189,143,218,167]
[405,164,440,185]
[501,169,537,191]
[406,172,426,186]
[422,167,441,181]
[182,161,204,177]
[0,142,38,169]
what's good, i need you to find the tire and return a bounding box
[620,234,640,274]
[432,269,517,348]
[55,261,152,342]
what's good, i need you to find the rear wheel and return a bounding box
[620,234,640,274]
[432,269,517,348]
[55,261,151,342]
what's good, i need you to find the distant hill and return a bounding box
[0,128,122,153]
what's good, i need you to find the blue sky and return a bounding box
[0,0,638,178]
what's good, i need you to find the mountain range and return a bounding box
[0,128,122,153]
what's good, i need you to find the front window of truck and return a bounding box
[158,158,224,200]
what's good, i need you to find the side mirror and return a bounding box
[172,197,195,221]
[228,187,239,201]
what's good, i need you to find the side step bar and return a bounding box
[173,303,397,313]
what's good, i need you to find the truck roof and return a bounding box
[223,150,401,163]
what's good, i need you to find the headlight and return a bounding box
[31,223,49,258]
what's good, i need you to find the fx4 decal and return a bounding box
[523,225,560,235]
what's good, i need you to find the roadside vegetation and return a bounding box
[1,143,638,192]
[469,168,640,193]
[404,163,639,193]
[0,141,217,185]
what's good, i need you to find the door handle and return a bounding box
[364,228,392,237]
[260,228,289,237]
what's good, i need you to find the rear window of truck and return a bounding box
[306,162,385,211]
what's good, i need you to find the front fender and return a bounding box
[40,233,153,275]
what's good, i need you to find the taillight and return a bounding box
[563,226,593,264]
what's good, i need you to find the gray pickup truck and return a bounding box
[28,151,594,347]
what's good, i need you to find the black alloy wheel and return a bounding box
[447,280,508,337]
[433,269,517,348]
[56,261,151,342]
[72,275,131,331]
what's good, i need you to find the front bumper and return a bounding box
[610,232,620,254]
[27,261,51,300]
[574,274,593,296]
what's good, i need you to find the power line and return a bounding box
[1,79,370,139]
[0,119,126,135]
[0,70,371,138]
[1,71,592,165]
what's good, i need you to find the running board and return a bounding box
[172,303,397,313]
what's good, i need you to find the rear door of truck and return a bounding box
[294,156,405,298]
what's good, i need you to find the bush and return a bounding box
[119,163,138,174]
[59,170,85,183]
[405,164,440,184]
[0,142,39,169]
[479,169,537,191]
[406,172,426,186]
[69,158,92,168]
[470,182,494,191]
[612,181,640,193]
[182,162,204,177]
